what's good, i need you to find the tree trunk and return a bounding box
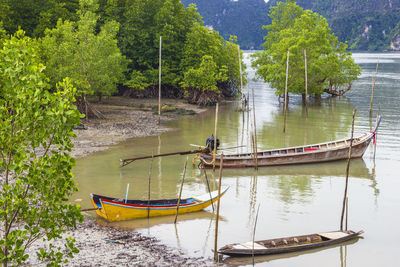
[302,93,306,105]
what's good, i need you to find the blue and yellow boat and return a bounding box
[90,188,229,222]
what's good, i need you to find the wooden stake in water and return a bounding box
[369,57,380,116]
[304,49,308,110]
[238,45,244,109]
[203,169,215,212]
[340,109,356,230]
[158,36,162,125]
[283,50,289,133]
[345,197,348,231]
[252,87,258,169]
[147,154,154,218]
[174,157,188,224]
[125,183,130,204]
[213,103,219,170]
[214,154,224,261]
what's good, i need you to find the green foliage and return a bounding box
[108,0,243,103]
[0,30,83,266]
[124,70,149,90]
[181,23,244,94]
[182,55,227,93]
[40,0,127,99]
[0,0,79,37]
[252,0,361,97]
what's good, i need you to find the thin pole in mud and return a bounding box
[238,45,244,109]
[304,49,308,113]
[213,103,219,170]
[283,50,289,133]
[340,109,356,230]
[252,87,258,169]
[147,154,154,218]
[214,154,224,261]
[203,169,214,212]
[373,114,379,160]
[158,36,162,125]
[345,197,348,231]
[174,156,188,224]
[252,204,261,265]
[125,183,130,204]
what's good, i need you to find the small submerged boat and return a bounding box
[199,116,381,169]
[90,188,228,222]
[218,230,363,257]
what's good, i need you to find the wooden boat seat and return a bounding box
[319,231,349,240]
[232,242,266,250]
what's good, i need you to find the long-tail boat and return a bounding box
[90,188,228,222]
[218,230,363,256]
[199,116,381,169]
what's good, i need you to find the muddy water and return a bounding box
[72,52,400,266]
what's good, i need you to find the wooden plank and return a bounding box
[319,231,349,240]
[233,242,266,250]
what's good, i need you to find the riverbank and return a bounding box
[28,97,217,266]
[71,96,205,158]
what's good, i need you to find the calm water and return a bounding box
[72,52,400,266]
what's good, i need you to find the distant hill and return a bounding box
[181,0,270,50]
[182,0,400,51]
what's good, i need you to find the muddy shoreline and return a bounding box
[27,97,220,266]
[70,97,205,158]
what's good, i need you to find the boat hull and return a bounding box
[200,133,373,169]
[218,230,363,257]
[90,188,228,222]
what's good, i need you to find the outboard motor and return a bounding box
[206,135,220,152]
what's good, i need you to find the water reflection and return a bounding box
[95,210,224,230]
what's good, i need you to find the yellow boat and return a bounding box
[90,188,229,222]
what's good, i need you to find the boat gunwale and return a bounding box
[200,132,372,163]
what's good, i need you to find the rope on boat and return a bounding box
[199,154,215,166]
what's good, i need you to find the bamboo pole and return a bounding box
[374,116,378,160]
[252,204,261,265]
[238,45,244,109]
[304,49,308,110]
[345,197,348,231]
[214,154,224,261]
[340,109,356,230]
[283,50,289,133]
[174,156,188,224]
[81,207,99,212]
[369,57,380,115]
[251,133,256,165]
[147,154,154,218]
[252,87,258,169]
[120,148,206,167]
[203,169,215,212]
[158,36,162,125]
[213,103,219,170]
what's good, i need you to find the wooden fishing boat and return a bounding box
[218,230,363,257]
[90,188,228,222]
[199,116,381,169]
